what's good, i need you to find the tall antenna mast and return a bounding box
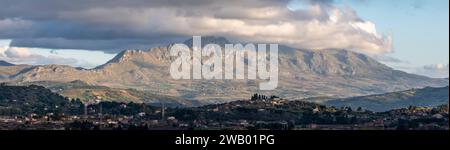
[161,102,165,121]
[99,102,103,130]
[84,102,88,121]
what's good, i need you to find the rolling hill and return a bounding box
[15,80,202,107]
[325,86,449,112]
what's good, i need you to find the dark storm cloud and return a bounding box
[0,0,392,54]
[10,37,186,52]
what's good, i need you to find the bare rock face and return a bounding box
[0,37,448,104]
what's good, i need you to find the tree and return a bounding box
[346,107,353,113]
[357,107,363,112]
[251,93,258,101]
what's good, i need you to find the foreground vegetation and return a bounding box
[0,85,448,130]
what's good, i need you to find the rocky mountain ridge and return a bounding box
[0,37,448,104]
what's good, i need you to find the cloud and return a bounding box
[0,46,78,66]
[414,64,449,78]
[4,47,32,58]
[0,0,392,55]
[0,18,33,38]
[0,46,7,57]
[373,55,407,64]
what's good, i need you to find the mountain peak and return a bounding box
[95,46,175,69]
[95,49,146,68]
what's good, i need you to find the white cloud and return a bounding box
[1,39,116,68]
[0,46,78,66]
[4,47,32,58]
[75,4,392,55]
[0,47,6,57]
[0,40,10,57]
[415,64,449,78]
[424,64,448,70]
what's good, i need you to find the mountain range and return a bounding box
[325,86,449,112]
[0,37,448,105]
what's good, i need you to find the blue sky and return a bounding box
[1,0,449,77]
[339,0,449,67]
[289,0,449,77]
[0,39,116,68]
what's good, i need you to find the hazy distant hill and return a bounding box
[0,60,33,79]
[325,86,449,112]
[0,60,14,66]
[0,37,448,104]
